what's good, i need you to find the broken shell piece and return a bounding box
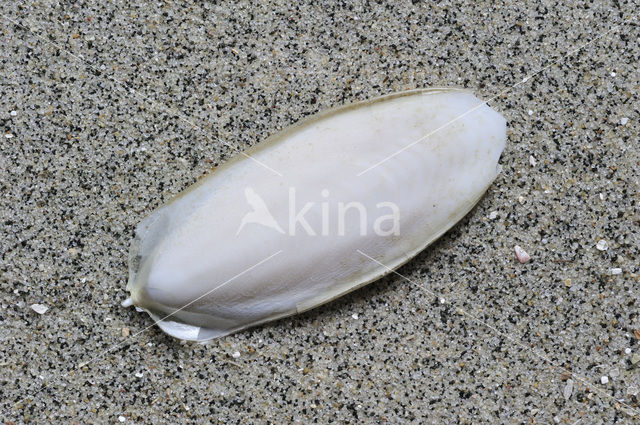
[514,245,531,264]
[123,88,507,341]
[30,304,48,314]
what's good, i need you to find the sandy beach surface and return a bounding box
[1,1,639,423]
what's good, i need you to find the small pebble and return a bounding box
[118,416,126,423]
[30,304,48,314]
[121,327,130,337]
[5,133,14,139]
[563,278,572,287]
[135,372,144,378]
[610,71,616,77]
[529,155,536,166]
[627,386,639,396]
[601,376,609,385]
[514,245,531,264]
[625,348,631,354]
[232,351,241,359]
[620,117,629,125]
[563,379,573,400]
[10,110,17,116]
[632,354,640,365]
[527,109,533,116]
[610,268,622,275]
[352,313,359,320]
[596,239,608,251]
[488,211,498,220]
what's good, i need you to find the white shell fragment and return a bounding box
[30,303,48,314]
[514,245,531,264]
[124,88,507,341]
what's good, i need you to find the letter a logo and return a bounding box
[236,187,285,235]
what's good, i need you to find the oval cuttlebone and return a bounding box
[123,88,506,341]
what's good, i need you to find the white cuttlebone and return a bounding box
[123,88,507,341]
